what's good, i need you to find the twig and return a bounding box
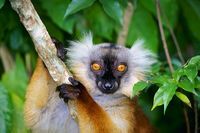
[156,1,191,132]
[0,43,14,72]
[158,3,185,64]
[9,0,77,120]
[182,105,191,133]
[193,95,198,133]
[155,0,173,74]
[117,2,134,45]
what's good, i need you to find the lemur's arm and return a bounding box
[24,39,79,132]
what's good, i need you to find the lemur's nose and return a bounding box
[103,82,114,90]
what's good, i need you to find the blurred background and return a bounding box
[0,0,199,133]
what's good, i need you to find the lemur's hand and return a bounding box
[51,38,67,61]
[56,77,83,101]
[52,38,83,101]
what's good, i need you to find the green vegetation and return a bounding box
[0,0,199,132]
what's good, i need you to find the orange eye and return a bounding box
[92,63,101,70]
[117,64,126,72]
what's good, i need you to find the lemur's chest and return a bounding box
[76,93,135,133]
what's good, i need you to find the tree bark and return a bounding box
[9,0,77,119]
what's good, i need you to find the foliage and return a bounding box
[0,83,12,133]
[0,0,200,133]
[132,56,200,113]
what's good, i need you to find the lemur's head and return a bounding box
[67,33,155,97]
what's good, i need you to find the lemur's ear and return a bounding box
[67,32,94,65]
[130,39,156,74]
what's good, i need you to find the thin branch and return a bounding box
[155,0,173,74]
[117,2,134,45]
[156,1,191,132]
[158,3,185,64]
[9,0,77,120]
[193,95,198,133]
[182,105,191,133]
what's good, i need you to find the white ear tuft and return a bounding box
[130,39,156,74]
[66,33,94,66]
[79,32,93,46]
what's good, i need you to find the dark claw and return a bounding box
[68,77,79,86]
[57,83,81,101]
[51,38,67,61]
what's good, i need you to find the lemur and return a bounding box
[24,34,156,133]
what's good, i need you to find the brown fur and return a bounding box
[24,58,52,127]
[24,58,156,133]
[76,88,121,133]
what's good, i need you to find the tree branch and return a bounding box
[155,0,173,74]
[158,3,185,64]
[9,0,71,85]
[117,2,134,45]
[9,0,77,119]
[193,95,198,133]
[155,1,191,132]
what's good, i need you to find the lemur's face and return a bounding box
[67,34,154,97]
[89,44,129,94]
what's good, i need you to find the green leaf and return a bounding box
[99,0,124,25]
[0,0,5,9]
[41,0,75,34]
[178,78,197,95]
[163,82,177,113]
[10,94,28,133]
[175,92,191,108]
[188,55,200,65]
[172,68,184,82]
[0,82,13,133]
[65,0,95,17]
[152,81,177,113]
[2,54,28,100]
[195,76,200,89]
[152,86,165,111]
[171,58,182,70]
[84,3,117,40]
[131,81,148,98]
[151,75,171,86]
[184,64,198,83]
[126,5,158,53]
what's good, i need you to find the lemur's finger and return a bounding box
[56,83,68,91]
[51,37,67,61]
[68,77,79,86]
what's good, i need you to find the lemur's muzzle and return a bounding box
[97,79,119,94]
